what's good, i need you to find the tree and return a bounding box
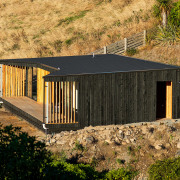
[153,0,172,27]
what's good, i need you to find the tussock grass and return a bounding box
[0,0,157,59]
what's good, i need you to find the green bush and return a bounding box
[156,24,180,44]
[126,48,138,56]
[148,157,180,180]
[57,10,89,26]
[169,1,180,27]
[104,168,137,180]
[44,161,99,180]
[0,124,52,180]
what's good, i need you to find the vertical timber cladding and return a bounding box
[2,65,26,97]
[37,68,50,103]
[77,69,179,128]
[44,79,78,124]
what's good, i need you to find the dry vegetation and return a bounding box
[134,42,180,66]
[0,0,156,59]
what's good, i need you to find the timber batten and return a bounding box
[43,81,78,125]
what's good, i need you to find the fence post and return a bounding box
[124,38,127,52]
[0,64,2,97]
[143,30,146,45]
[104,46,107,54]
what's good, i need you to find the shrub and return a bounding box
[53,40,62,52]
[156,24,180,44]
[169,1,180,27]
[44,161,100,180]
[0,124,52,180]
[57,10,89,26]
[126,48,138,56]
[65,38,73,46]
[148,157,180,180]
[104,168,137,180]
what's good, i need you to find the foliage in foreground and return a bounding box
[0,123,136,180]
[148,156,180,180]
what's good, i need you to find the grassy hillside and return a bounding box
[0,0,156,59]
[133,43,180,66]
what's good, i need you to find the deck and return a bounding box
[0,96,80,133]
[0,96,44,131]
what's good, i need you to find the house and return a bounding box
[0,54,180,133]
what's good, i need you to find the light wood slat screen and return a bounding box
[45,81,78,124]
[2,65,26,97]
[37,68,50,103]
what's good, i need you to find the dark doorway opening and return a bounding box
[156,82,166,118]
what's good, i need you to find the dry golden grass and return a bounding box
[134,42,180,66]
[0,0,156,59]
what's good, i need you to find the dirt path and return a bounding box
[0,107,45,139]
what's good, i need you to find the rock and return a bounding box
[122,141,126,145]
[54,133,62,139]
[141,126,148,134]
[56,140,66,145]
[69,140,75,147]
[46,142,50,146]
[130,138,136,143]
[85,136,95,144]
[175,150,180,158]
[50,138,56,143]
[155,144,163,150]
[125,130,131,136]
[118,130,125,139]
[177,142,180,149]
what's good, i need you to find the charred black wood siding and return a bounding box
[44,69,180,130]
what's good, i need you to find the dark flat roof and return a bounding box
[0,54,179,77]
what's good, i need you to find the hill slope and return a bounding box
[0,0,156,59]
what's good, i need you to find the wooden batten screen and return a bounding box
[44,81,78,124]
[2,65,26,97]
[37,68,50,103]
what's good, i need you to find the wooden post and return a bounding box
[124,38,127,52]
[18,66,20,96]
[67,81,70,123]
[22,67,25,96]
[73,82,76,123]
[52,81,54,123]
[15,66,18,97]
[0,64,2,97]
[104,46,107,54]
[5,65,7,97]
[2,65,6,97]
[12,66,15,96]
[62,82,64,123]
[27,67,33,98]
[71,82,73,123]
[45,81,49,124]
[49,82,52,123]
[59,82,61,123]
[143,30,146,45]
[65,81,67,123]
[8,66,10,97]
[10,66,13,97]
[56,82,58,123]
